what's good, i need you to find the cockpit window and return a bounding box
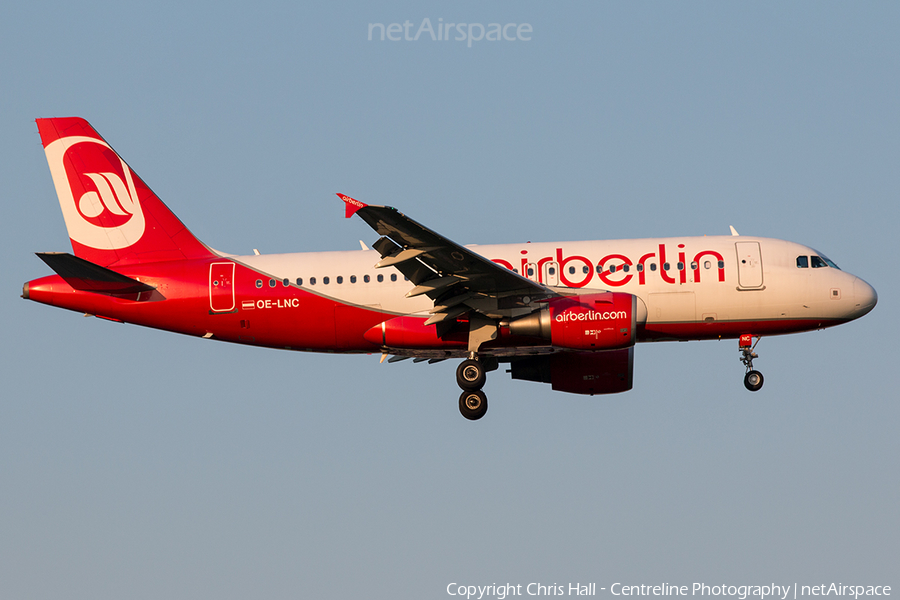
[796,256,809,268]
[809,250,841,270]
[819,254,840,269]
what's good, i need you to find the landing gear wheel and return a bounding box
[456,359,486,391]
[744,370,764,392]
[739,335,764,392]
[459,390,488,420]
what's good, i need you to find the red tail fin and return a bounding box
[36,117,215,267]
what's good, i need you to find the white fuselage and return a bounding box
[233,235,876,340]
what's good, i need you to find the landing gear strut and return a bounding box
[455,356,495,420]
[739,334,764,392]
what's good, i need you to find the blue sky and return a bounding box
[2,2,897,599]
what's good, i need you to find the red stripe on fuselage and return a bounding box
[25,259,391,352]
[26,257,849,353]
[638,318,847,341]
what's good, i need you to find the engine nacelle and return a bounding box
[508,292,640,350]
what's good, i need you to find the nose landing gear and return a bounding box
[739,334,764,392]
[744,369,764,392]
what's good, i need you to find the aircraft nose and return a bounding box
[852,277,877,318]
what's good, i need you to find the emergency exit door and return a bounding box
[542,261,559,286]
[209,262,235,312]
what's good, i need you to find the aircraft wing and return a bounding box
[338,194,558,325]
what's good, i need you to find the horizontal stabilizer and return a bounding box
[36,252,156,294]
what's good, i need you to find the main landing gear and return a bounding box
[456,356,494,420]
[739,334,764,392]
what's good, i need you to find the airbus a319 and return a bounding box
[24,118,877,420]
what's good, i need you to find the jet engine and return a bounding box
[506,292,643,350]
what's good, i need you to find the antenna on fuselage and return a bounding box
[729,226,740,236]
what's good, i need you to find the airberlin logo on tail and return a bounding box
[79,172,138,218]
[44,135,146,250]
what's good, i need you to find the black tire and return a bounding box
[459,390,488,420]
[744,370,764,392]
[456,359,486,391]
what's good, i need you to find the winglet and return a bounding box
[337,193,367,218]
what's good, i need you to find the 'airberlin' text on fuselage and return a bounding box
[555,310,628,323]
[492,244,727,288]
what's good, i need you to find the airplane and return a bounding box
[23,117,878,420]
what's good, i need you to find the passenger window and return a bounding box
[269,279,276,288]
[528,268,535,277]
[391,274,397,282]
[609,265,617,273]
[569,266,576,275]
[364,275,371,283]
[350,275,357,283]
[337,276,343,284]
[283,278,289,286]
[717,260,725,269]
[323,276,330,284]
[691,261,698,270]
[377,274,384,283]
[704,261,711,269]
[622,264,630,272]
[677,262,684,271]
[255,279,262,288]
[296,278,303,286]
[811,256,828,268]
[650,263,657,272]
[548,267,556,276]
[583,266,590,274]
[797,256,809,268]
[310,277,316,285]
[636,264,644,272]
[663,263,670,271]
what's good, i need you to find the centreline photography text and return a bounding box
[445,583,892,600]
